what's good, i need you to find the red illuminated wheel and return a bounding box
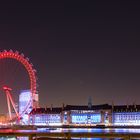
[0,50,37,122]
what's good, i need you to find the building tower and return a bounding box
[88,96,92,109]
[19,90,38,125]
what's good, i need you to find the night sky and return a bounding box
[0,1,140,110]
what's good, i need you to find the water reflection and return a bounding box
[1,128,140,140]
[0,137,123,140]
[73,138,122,140]
[40,127,140,133]
[0,137,28,140]
[17,137,28,140]
[0,137,16,140]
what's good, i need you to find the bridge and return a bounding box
[0,130,140,140]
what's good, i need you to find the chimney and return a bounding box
[111,101,114,110]
[133,102,137,109]
[51,104,53,110]
[62,103,65,110]
[127,102,129,108]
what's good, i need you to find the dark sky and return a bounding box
[0,1,140,109]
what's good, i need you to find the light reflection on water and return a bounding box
[1,128,140,140]
[0,138,122,140]
[43,127,140,133]
[73,138,122,140]
[0,137,16,140]
[0,137,29,140]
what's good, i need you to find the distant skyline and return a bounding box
[0,1,140,112]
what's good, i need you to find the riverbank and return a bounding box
[36,124,140,129]
[2,124,140,130]
[37,138,70,140]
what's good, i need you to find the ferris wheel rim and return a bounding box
[0,50,37,121]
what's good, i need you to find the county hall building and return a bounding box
[29,103,140,126]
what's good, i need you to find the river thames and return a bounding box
[0,128,140,140]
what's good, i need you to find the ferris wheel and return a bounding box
[0,50,38,122]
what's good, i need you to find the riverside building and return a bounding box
[29,104,140,126]
[113,105,140,126]
[29,104,112,126]
[29,107,62,126]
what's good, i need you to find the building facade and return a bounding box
[29,104,112,126]
[29,107,62,126]
[19,90,39,125]
[29,104,140,126]
[113,105,140,126]
[61,104,112,126]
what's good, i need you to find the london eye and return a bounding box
[0,50,38,123]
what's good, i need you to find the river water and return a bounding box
[1,128,140,140]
